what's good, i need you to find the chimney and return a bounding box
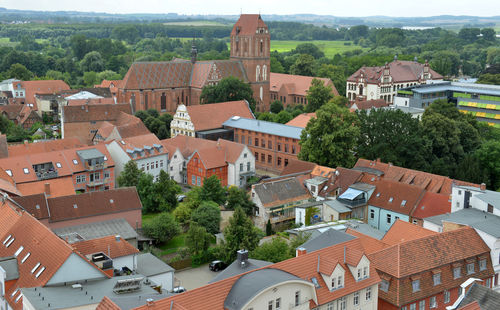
[44,183,51,196]
[115,235,121,242]
[296,247,307,257]
[146,298,155,307]
[24,140,28,146]
[237,249,249,267]
[480,183,486,191]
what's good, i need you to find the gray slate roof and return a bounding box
[424,208,500,238]
[136,253,174,277]
[52,218,138,243]
[76,148,104,160]
[0,257,19,281]
[458,282,500,310]
[224,268,306,310]
[21,275,161,310]
[344,222,386,240]
[324,199,352,213]
[110,292,173,310]
[223,117,303,139]
[475,191,500,210]
[298,228,356,253]
[209,258,272,284]
[253,177,310,207]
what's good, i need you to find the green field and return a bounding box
[163,20,227,27]
[270,40,367,58]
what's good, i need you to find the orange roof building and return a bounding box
[285,112,316,128]
[270,73,338,108]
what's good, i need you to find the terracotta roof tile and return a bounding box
[412,191,451,219]
[231,14,268,36]
[121,62,193,90]
[20,80,70,108]
[345,228,389,254]
[347,60,443,83]
[115,133,166,160]
[12,193,49,219]
[16,177,76,198]
[381,220,438,245]
[67,98,116,106]
[271,73,339,97]
[185,100,254,131]
[350,98,389,111]
[62,103,132,123]
[190,61,248,89]
[279,158,316,176]
[72,235,139,259]
[285,113,316,128]
[161,135,218,159]
[8,138,85,157]
[96,296,122,310]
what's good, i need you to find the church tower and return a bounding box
[230,14,271,112]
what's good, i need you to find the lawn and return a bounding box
[0,37,17,47]
[158,233,187,256]
[269,40,367,58]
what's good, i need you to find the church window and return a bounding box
[260,40,263,54]
[256,65,261,82]
[260,87,263,101]
[262,65,267,81]
[161,93,166,110]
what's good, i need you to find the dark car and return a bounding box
[209,260,227,272]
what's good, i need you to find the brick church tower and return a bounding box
[230,14,271,112]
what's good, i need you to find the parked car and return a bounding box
[209,260,227,272]
[172,286,186,294]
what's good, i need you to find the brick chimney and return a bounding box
[296,247,307,257]
[44,183,50,196]
[480,183,486,191]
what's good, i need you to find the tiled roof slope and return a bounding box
[72,235,139,259]
[231,14,268,36]
[412,191,450,219]
[285,112,316,128]
[253,177,311,207]
[270,73,339,97]
[161,135,217,159]
[347,60,443,83]
[365,178,425,215]
[369,227,491,278]
[121,62,193,90]
[21,80,70,107]
[344,228,389,254]
[62,103,132,123]
[186,100,254,131]
[458,301,481,310]
[131,238,379,310]
[190,61,248,88]
[0,104,24,119]
[8,138,85,157]
[350,98,389,111]
[96,296,122,310]
[381,220,437,245]
[355,158,479,196]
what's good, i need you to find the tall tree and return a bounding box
[191,201,221,235]
[143,212,180,243]
[250,237,292,263]
[290,54,316,76]
[299,102,360,168]
[200,76,256,111]
[305,78,334,112]
[185,224,212,256]
[117,161,142,187]
[222,207,261,262]
[200,175,226,205]
[152,170,182,212]
[226,186,256,216]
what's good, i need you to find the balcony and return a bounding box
[36,170,59,180]
[86,162,107,171]
[336,197,367,208]
[86,177,109,187]
[270,213,295,224]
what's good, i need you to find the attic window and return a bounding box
[401,200,407,206]
[72,159,78,165]
[35,204,40,209]
[104,156,108,161]
[3,234,12,245]
[11,289,18,297]
[376,193,380,197]
[35,266,46,278]
[23,168,29,174]
[14,245,24,257]
[6,169,12,176]
[110,199,114,203]
[389,197,393,203]
[371,177,375,181]
[73,204,78,209]
[15,292,22,303]
[5,237,15,248]
[120,141,126,145]
[56,162,62,168]
[31,262,40,274]
[21,252,31,263]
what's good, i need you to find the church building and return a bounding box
[117,14,271,113]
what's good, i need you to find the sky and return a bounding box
[2,0,500,17]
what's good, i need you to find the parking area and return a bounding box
[174,264,221,290]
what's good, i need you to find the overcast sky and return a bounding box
[2,0,499,17]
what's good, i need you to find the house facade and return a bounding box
[223,117,303,173]
[0,104,42,129]
[346,58,443,104]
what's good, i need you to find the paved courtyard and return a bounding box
[174,264,221,290]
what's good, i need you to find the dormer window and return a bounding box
[6,169,12,176]
[363,266,368,279]
[23,168,29,174]
[389,197,393,203]
[380,279,389,292]
[412,279,420,292]
[479,259,487,271]
[401,200,407,206]
[73,159,78,165]
[56,162,62,168]
[337,275,343,288]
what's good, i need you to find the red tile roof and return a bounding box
[381,220,438,246]
[66,97,116,106]
[94,80,124,95]
[161,135,218,159]
[8,138,86,157]
[231,14,268,36]
[16,177,76,198]
[270,73,339,97]
[121,62,193,90]
[285,113,316,128]
[96,296,121,310]
[345,228,389,254]
[72,235,139,259]
[347,60,443,83]
[20,80,70,108]
[279,158,316,176]
[190,61,248,89]
[350,98,389,111]
[132,238,379,310]
[115,133,166,160]
[185,100,254,131]
[62,103,132,123]
[412,191,451,219]
[369,227,491,278]
[457,301,481,310]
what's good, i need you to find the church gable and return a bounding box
[122,61,192,90]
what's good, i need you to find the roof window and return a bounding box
[401,200,407,206]
[11,289,18,297]
[73,204,78,209]
[3,234,12,245]
[15,292,22,302]
[104,156,107,161]
[110,199,114,203]
[14,245,24,257]
[5,237,15,248]
[21,252,31,263]
[23,168,29,174]
[6,169,12,176]
[31,262,40,274]
[35,266,46,278]
[72,159,78,165]
[56,162,62,168]
[389,197,393,203]
[35,204,40,209]
[120,140,126,145]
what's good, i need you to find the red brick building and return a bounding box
[270,73,338,107]
[187,149,229,187]
[223,117,303,173]
[116,14,270,113]
[367,225,495,310]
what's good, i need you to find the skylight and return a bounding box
[56,162,62,168]
[11,289,18,297]
[35,266,46,278]
[5,169,12,176]
[23,168,29,174]
[31,262,40,274]
[3,234,12,245]
[389,197,394,203]
[6,237,15,248]
[72,159,78,165]
[14,245,24,257]
[120,140,126,145]
[21,252,31,263]
[401,200,407,206]
[15,292,22,302]
[104,156,107,161]
[35,204,40,209]
[73,204,78,209]
[376,193,380,197]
